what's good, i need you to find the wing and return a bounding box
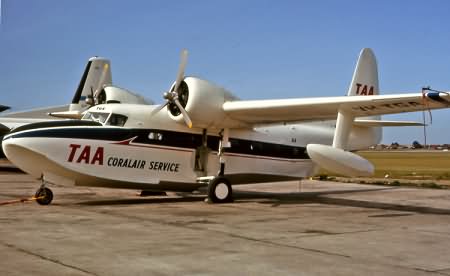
[0,105,69,119]
[223,92,450,124]
[0,105,69,130]
[0,118,57,130]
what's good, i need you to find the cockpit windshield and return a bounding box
[83,112,110,124]
[82,112,128,127]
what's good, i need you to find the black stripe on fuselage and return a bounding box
[9,120,102,134]
[6,127,310,160]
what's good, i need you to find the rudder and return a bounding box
[347,48,379,97]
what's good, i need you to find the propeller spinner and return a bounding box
[152,49,192,128]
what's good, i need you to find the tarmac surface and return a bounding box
[2,168,450,275]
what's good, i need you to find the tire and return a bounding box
[207,177,233,203]
[35,187,53,205]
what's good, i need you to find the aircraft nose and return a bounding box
[2,133,28,162]
[2,132,52,178]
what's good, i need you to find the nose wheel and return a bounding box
[207,177,233,203]
[35,186,53,205]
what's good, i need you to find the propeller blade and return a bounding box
[154,50,192,127]
[174,98,192,128]
[174,49,188,93]
[85,87,95,106]
[150,102,169,116]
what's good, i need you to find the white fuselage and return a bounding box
[2,104,380,191]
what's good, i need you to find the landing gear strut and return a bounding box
[35,181,53,205]
[206,129,233,203]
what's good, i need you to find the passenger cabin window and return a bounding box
[106,114,128,127]
[148,132,163,141]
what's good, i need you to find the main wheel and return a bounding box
[35,187,53,205]
[207,177,233,203]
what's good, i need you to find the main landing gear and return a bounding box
[35,181,53,205]
[206,128,233,204]
[207,176,233,203]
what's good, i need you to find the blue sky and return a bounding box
[1,0,450,144]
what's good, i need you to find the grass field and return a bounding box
[355,150,450,180]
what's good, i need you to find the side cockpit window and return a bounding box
[106,113,128,127]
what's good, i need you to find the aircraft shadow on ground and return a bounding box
[77,188,378,207]
[0,167,25,173]
[235,188,450,215]
[75,187,450,215]
[76,188,379,206]
[77,195,206,206]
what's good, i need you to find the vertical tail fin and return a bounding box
[333,48,382,149]
[347,48,379,97]
[70,57,112,111]
[349,48,382,145]
[308,49,380,175]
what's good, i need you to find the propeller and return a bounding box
[50,62,110,120]
[152,49,192,128]
[86,63,110,107]
[85,86,95,106]
[94,63,110,104]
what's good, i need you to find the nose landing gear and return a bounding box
[35,181,53,205]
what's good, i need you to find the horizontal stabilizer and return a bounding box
[0,105,10,112]
[307,144,374,177]
[353,119,425,127]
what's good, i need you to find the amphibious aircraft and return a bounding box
[0,56,151,157]
[3,48,448,205]
[0,57,112,129]
[0,56,151,128]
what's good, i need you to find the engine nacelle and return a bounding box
[96,85,152,105]
[168,77,242,129]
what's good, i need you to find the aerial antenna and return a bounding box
[421,103,428,148]
[421,87,431,148]
[421,86,450,148]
